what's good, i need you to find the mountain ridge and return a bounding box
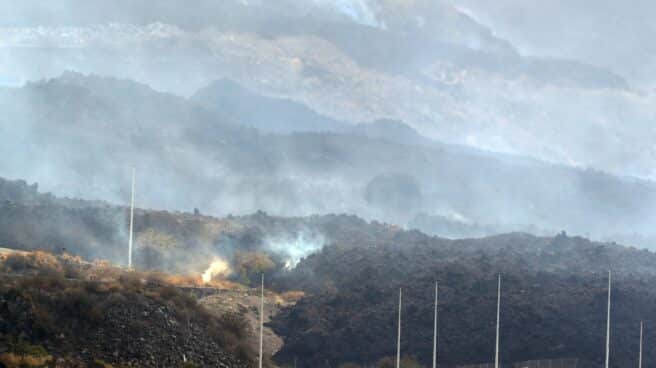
[2,72,656,247]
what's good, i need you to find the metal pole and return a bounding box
[605,271,611,368]
[259,273,264,368]
[433,282,438,368]
[639,321,643,368]
[128,167,135,269]
[495,274,501,368]
[397,288,402,368]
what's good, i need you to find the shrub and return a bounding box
[18,273,65,291]
[136,228,179,270]
[0,352,53,367]
[217,312,250,339]
[91,358,114,368]
[233,251,275,285]
[2,253,32,271]
[279,290,305,303]
[9,340,49,357]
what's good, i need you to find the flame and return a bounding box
[201,258,231,284]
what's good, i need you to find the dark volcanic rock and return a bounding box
[270,234,656,368]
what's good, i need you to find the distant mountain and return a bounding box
[2,72,656,246]
[194,79,449,148]
[193,79,350,134]
[348,118,435,147]
[0,1,646,182]
[193,79,450,146]
[1,1,626,91]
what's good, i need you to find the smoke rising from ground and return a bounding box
[266,232,326,270]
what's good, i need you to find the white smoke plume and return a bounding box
[266,231,326,270]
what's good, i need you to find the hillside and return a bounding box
[2,176,656,367]
[0,177,656,367]
[3,3,656,368]
[0,251,254,367]
[270,233,656,367]
[2,74,656,246]
[192,79,350,134]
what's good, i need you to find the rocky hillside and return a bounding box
[3,176,656,367]
[0,251,256,367]
[0,175,398,278]
[199,288,302,362]
[269,232,656,367]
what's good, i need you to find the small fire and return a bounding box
[201,258,231,284]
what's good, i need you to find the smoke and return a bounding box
[2,1,656,252]
[265,231,326,270]
[455,0,656,88]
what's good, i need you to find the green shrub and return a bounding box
[91,358,114,367]
[10,340,49,357]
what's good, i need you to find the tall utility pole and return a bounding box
[605,270,612,368]
[495,274,501,368]
[639,321,643,368]
[433,282,438,368]
[128,167,135,269]
[259,273,264,368]
[397,288,402,368]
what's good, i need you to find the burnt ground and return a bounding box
[270,233,656,368]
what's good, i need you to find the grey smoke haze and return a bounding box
[1,1,656,248]
[455,0,656,88]
[0,0,654,180]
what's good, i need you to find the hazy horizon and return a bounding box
[2,1,656,248]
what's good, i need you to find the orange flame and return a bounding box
[201,258,231,284]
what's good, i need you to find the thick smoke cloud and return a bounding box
[1,21,653,179]
[1,1,655,250]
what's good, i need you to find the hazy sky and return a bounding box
[1,0,655,180]
[456,0,656,87]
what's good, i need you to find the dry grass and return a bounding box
[0,352,53,367]
[0,250,246,290]
[278,290,305,304]
[0,250,262,366]
[0,338,53,368]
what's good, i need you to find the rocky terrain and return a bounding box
[270,232,656,367]
[2,177,656,367]
[199,288,301,361]
[0,251,257,367]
